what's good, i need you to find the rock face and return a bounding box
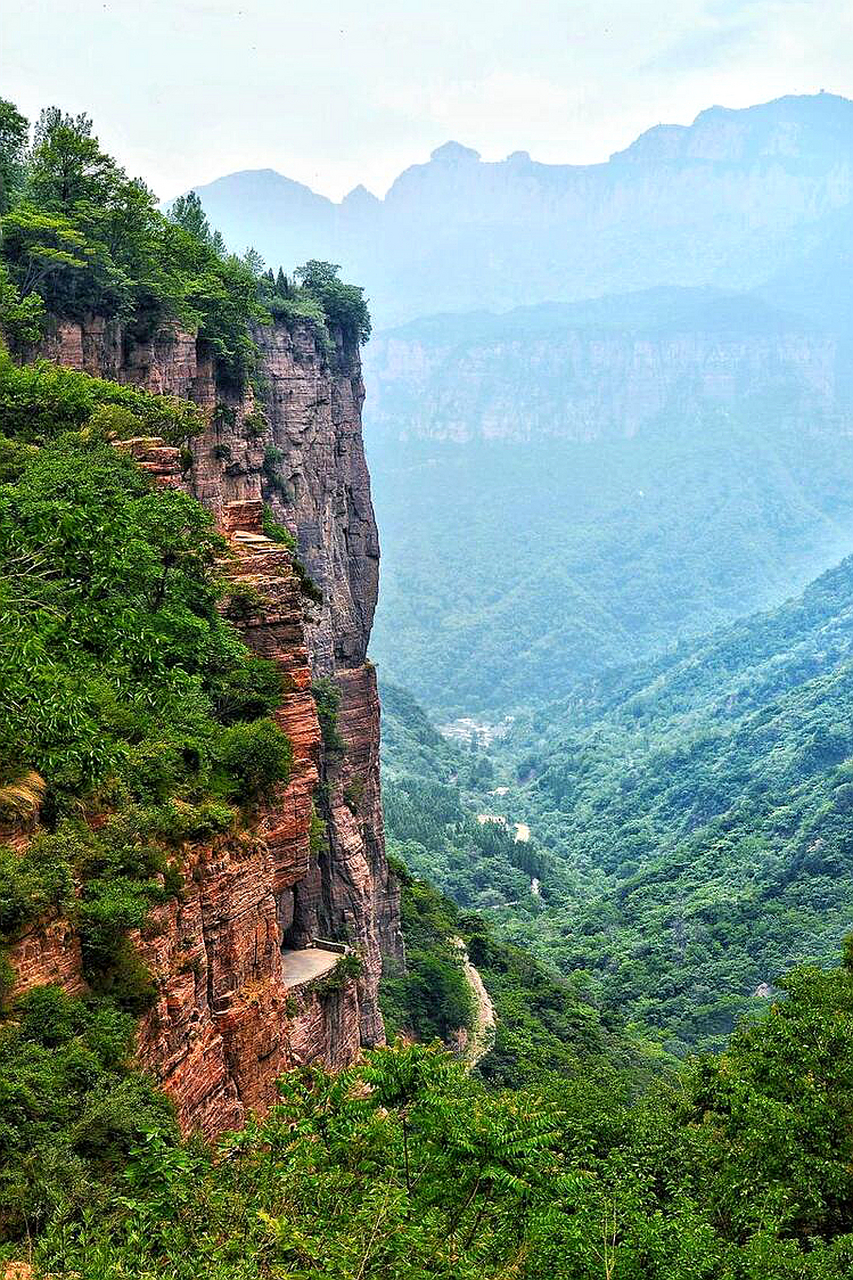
[363,289,846,445]
[12,313,401,1134]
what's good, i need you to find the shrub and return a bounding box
[293,557,323,604]
[0,951,14,1007]
[215,718,293,800]
[86,403,144,439]
[78,876,156,974]
[209,656,283,723]
[0,350,200,444]
[313,950,363,996]
[149,799,236,842]
[244,406,268,438]
[309,804,327,854]
[261,502,296,550]
[0,838,74,940]
[87,939,158,1013]
[223,580,266,620]
[343,774,366,813]
[312,678,345,756]
[263,444,290,496]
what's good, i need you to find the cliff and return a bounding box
[363,288,845,445]
[9,313,401,1134]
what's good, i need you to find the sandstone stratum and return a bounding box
[6,311,402,1135]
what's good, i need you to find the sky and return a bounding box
[3,0,853,201]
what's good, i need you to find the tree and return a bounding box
[1,205,93,296]
[167,190,211,244]
[0,97,29,215]
[241,246,265,277]
[0,262,45,345]
[28,108,117,212]
[296,259,371,344]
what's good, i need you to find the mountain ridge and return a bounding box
[176,91,853,325]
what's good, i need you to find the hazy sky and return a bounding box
[4,0,853,201]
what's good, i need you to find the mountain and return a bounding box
[185,92,853,325]
[363,286,841,444]
[487,551,853,1049]
[363,279,853,714]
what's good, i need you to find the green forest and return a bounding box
[368,410,853,715]
[6,945,853,1276]
[378,547,853,1053]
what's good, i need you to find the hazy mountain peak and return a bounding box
[341,183,380,208]
[429,141,481,163]
[184,91,853,325]
[616,92,853,167]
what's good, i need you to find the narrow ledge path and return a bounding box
[281,947,339,988]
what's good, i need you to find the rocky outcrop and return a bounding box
[15,313,401,1134]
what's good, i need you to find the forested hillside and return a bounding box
[368,405,853,713]
[377,550,853,1052]
[486,553,853,1049]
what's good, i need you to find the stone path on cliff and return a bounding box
[451,937,496,1069]
[281,947,339,988]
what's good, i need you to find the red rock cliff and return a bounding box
[11,314,402,1133]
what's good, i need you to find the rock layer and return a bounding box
[10,313,401,1134]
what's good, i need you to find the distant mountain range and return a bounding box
[182,93,853,325]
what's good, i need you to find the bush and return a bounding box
[78,877,156,974]
[0,986,178,1236]
[343,774,366,813]
[296,260,371,345]
[87,939,159,1013]
[215,718,293,800]
[244,406,268,438]
[0,349,200,444]
[150,799,236,843]
[312,677,345,756]
[261,502,296,550]
[223,580,267,620]
[0,838,74,940]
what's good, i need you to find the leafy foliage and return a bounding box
[6,954,853,1275]
[0,347,200,444]
[296,259,372,344]
[0,98,370,380]
[312,677,345,756]
[0,360,290,1008]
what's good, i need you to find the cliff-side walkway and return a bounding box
[281,948,339,987]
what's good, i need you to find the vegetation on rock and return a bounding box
[0,98,371,384]
[0,359,291,1013]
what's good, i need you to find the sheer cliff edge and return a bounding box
[7,312,403,1136]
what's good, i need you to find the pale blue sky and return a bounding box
[3,0,852,200]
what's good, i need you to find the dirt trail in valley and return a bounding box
[451,936,496,1069]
